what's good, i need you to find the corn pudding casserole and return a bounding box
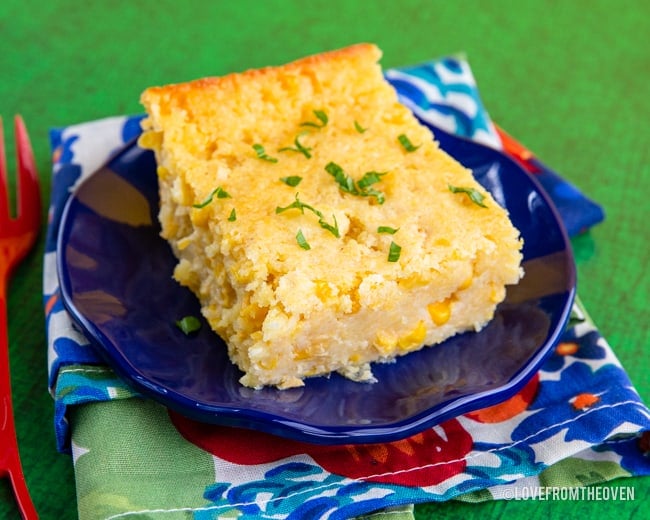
[139,43,524,389]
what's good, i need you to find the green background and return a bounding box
[1,0,648,518]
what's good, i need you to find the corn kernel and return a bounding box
[398,320,427,350]
[241,304,267,329]
[489,284,505,303]
[259,357,278,370]
[315,280,333,301]
[232,264,254,284]
[293,349,312,361]
[375,330,398,353]
[348,353,361,363]
[173,259,193,284]
[177,236,191,251]
[458,276,473,290]
[349,292,362,314]
[156,164,170,180]
[139,130,162,150]
[190,207,210,226]
[427,299,452,326]
[399,273,428,289]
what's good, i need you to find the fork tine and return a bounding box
[14,115,41,227]
[0,115,40,519]
[0,115,8,219]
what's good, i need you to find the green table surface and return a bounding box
[1,1,648,518]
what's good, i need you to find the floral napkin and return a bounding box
[44,56,650,519]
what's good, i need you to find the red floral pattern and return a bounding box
[465,373,539,423]
[170,412,473,487]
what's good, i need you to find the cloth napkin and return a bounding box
[43,56,650,520]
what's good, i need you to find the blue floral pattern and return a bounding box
[543,328,608,372]
[512,362,650,445]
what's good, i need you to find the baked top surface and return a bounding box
[140,43,520,284]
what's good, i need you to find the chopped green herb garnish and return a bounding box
[354,120,368,133]
[228,208,237,221]
[448,184,487,208]
[326,162,356,193]
[296,229,311,250]
[388,241,402,262]
[357,171,387,189]
[377,226,399,235]
[252,143,278,163]
[361,187,385,204]
[175,315,201,335]
[398,133,421,152]
[279,131,312,158]
[357,172,386,204]
[276,193,340,238]
[300,110,328,128]
[192,186,231,208]
[318,214,339,237]
[275,193,311,215]
[325,162,386,204]
[280,176,303,187]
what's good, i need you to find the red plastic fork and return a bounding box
[0,115,41,519]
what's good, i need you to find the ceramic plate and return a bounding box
[57,120,576,444]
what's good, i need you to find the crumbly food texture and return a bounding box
[139,43,524,389]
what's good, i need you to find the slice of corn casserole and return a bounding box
[139,43,524,389]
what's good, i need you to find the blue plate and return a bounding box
[57,121,576,444]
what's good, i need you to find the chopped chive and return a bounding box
[398,133,421,152]
[388,241,402,262]
[362,187,385,204]
[357,171,387,189]
[325,162,386,204]
[448,184,487,208]
[325,162,355,193]
[252,143,278,163]
[276,193,339,238]
[318,214,340,238]
[300,110,328,128]
[296,229,311,250]
[377,226,399,235]
[228,208,237,221]
[193,186,231,208]
[175,315,201,335]
[276,193,309,215]
[279,131,312,158]
[354,120,368,133]
[280,176,303,187]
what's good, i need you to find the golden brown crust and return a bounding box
[141,43,381,104]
